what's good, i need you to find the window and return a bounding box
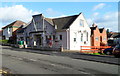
[59,35,62,40]
[86,32,88,41]
[8,28,10,34]
[74,32,77,42]
[49,35,51,39]
[95,37,99,41]
[80,19,84,26]
[55,25,57,29]
[53,35,55,40]
[103,38,106,40]
[81,33,83,41]
[74,38,76,42]
[46,36,48,40]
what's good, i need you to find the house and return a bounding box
[107,32,120,46]
[90,23,107,46]
[0,30,2,40]
[2,20,26,44]
[17,13,91,51]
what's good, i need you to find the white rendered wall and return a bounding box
[69,13,91,51]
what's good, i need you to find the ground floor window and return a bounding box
[74,38,76,42]
[81,33,83,42]
[53,35,55,40]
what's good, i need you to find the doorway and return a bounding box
[35,34,42,46]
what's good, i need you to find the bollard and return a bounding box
[60,45,63,52]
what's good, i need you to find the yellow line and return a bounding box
[3,71,7,73]
[0,69,8,74]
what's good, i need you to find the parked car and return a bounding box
[113,44,120,58]
[103,48,113,55]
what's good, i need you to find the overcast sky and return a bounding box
[0,2,118,32]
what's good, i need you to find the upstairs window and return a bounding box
[103,37,106,40]
[95,37,99,41]
[80,19,84,26]
[59,35,62,40]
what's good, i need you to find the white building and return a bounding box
[17,13,91,51]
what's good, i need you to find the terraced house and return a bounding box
[2,20,26,44]
[90,23,107,46]
[17,12,91,51]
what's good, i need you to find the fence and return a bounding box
[80,46,111,53]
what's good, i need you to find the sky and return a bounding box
[0,2,118,32]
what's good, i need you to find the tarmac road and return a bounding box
[1,46,120,75]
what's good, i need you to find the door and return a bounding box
[36,35,42,46]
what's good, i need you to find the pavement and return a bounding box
[1,45,120,75]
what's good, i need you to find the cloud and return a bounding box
[45,8,63,17]
[93,3,106,11]
[94,12,118,23]
[87,18,94,26]
[0,5,40,27]
[91,12,118,32]
[92,12,99,17]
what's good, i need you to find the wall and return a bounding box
[24,16,55,47]
[92,27,101,46]
[100,29,107,45]
[54,31,67,49]
[91,28,107,46]
[2,27,12,40]
[69,13,91,51]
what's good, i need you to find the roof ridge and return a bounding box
[53,14,79,20]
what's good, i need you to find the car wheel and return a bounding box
[106,51,111,55]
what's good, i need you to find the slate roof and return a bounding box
[32,14,43,17]
[17,28,26,33]
[99,28,104,33]
[45,18,54,25]
[90,26,97,35]
[32,13,80,31]
[111,33,120,38]
[52,14,79,30]
[17,22,29,34]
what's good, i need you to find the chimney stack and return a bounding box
[92,23,97,27]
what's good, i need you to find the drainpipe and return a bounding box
[67,30,68,50]
[42,17,45,47]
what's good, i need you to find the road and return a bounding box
[0,46,120,75]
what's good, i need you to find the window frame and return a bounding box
[80,19,84,26]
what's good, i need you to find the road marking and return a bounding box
[0,69,8,74]
[18,58,23,60]
[29,59,37,61]
[80,71,91,74]
[52,52,58,53]
[51,64,56,66]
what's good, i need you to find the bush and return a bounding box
[0,40,9,44]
